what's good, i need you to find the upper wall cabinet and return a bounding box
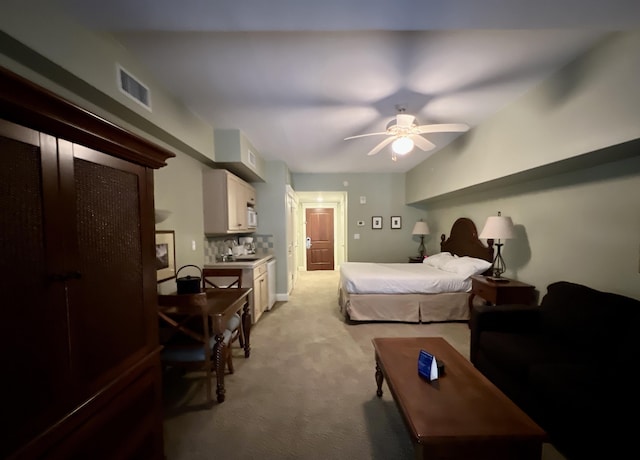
[214,129,265,182]
[203,169,257,235]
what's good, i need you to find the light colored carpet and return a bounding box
[162,270,565,460]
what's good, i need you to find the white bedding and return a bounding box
[339,262,471,295]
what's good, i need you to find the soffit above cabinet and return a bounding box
[214,128,265,182]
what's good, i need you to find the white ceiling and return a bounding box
[54,0,640,174]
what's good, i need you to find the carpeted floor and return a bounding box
[162,270,565,460]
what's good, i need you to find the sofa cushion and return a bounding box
[477,331,586,382]
[527,363,609,458]
[539,281,640,347]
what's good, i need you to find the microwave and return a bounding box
[247,207,257,228]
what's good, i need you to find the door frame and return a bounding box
[296,191,347,272]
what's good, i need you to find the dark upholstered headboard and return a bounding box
[440,217,494,262]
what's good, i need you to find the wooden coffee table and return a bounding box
[372,337,547,460]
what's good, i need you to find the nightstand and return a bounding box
[468,275,535,315]
[408,256,424,263]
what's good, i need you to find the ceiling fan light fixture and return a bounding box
[391,136,414,155]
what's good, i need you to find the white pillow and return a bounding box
[423,252,455,269]
[441,256,492,278]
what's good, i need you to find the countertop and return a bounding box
[204,254,274,269]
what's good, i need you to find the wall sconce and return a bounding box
[155,209,172,224]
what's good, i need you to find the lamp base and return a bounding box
[486,276,509,283]
[418,236,425,258]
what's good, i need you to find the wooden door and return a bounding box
[305,208,334,271]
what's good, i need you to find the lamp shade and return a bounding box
[412,220,430,236]
[479,214,515,240]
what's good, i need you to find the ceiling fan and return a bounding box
[344,110,469,161]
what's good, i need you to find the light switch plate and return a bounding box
[359,196,366,204]
[354,234,360,240]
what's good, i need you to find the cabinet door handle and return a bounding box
[48,273,67,283]
[47,271,82,283]
[67,271,82,280]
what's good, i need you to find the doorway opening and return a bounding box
[295,191,347,272]
[305,207,334,270]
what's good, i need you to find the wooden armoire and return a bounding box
[0,68,173,459]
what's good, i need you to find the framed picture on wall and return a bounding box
[155,230,176,282]
[372,216,382,229]
[391,216,402,229]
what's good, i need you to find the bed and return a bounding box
[338,217,494,323]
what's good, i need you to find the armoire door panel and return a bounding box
[0,124,74,459]
[68,145,149,393]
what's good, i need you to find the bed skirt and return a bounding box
[338,287,475,323]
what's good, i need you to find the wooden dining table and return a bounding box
[158,287,252,403]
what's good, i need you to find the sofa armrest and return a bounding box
[470,303,542,365]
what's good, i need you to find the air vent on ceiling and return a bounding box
[117,65,151,110]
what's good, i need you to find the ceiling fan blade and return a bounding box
[416,123,469,134]
[410,135,436,151]
[396,114,416,128]
[366,137,395,156]
[344,131,388,141]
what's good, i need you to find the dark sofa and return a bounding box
[470,281,640,459]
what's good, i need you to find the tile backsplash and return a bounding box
[204,234,274,264]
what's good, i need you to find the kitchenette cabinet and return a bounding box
[203,169,256,235]
[204,255,273,324]
[252,261,269,322]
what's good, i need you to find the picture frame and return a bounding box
[391,216,402,229]
[372,216,383,229]
[155,230,176,282]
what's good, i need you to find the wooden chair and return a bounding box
[202,268,245,351]
[202,268,243,289]
[157,291,238,404]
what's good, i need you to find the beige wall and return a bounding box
[154,152,210,294]
[254,162,290,290]
[3,2,638,301]
[292,173,426,263]
[423,154,640,300]
[1,0,215,162]
[407,31,640,203]
[406,30,640,300]
[2,0,221,295]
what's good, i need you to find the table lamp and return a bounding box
[412,220,430,258]
[479,212,515,280]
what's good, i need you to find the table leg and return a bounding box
[242,300,251,358]
[375,359,384,397]
[213,333,226,403]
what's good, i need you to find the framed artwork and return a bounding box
[372,216,383,229]
[391,216,402,229]
[155,230,176,282]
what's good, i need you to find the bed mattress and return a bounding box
[339,262,471,295]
